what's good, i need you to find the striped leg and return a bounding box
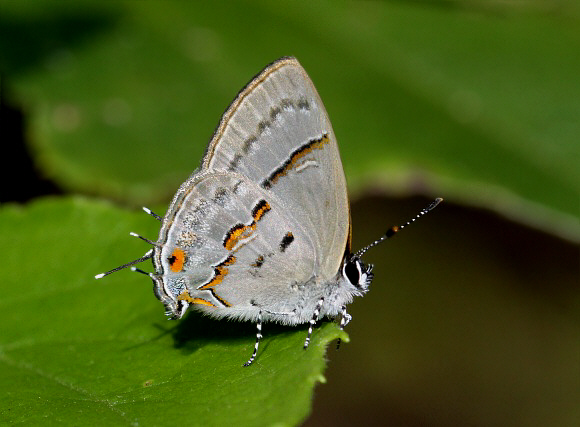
[336,305,351,350]
[244,311,263,367]
[304,298,324,349]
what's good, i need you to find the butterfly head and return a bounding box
[342,255,374,294]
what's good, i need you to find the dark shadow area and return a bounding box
[0,4,121,203]
[171,308,313,356]
[0,81,62,202]
[435,198,578,305]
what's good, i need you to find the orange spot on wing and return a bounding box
[198,265,228,290]
[222,254,237,266]
[193,298,216,307]
[263,134,329,188]
[223,223,256,251]
[198,255,237,290]
[252,200,271,221]
[223,200,270,251]
[177,291,216,307]
[169,248,186,272]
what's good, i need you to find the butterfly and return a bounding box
[97,57,442,366]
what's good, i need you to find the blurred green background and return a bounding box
[1,1,578,426]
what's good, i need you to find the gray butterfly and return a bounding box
[97,57,442,366]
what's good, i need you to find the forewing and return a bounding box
[203,57,350,279]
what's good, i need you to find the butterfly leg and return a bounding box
[336,305,352,350]
[244,311,263,367]
[304,298,324,349]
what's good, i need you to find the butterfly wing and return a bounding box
[153,170,320,323]
[202,57,350,280]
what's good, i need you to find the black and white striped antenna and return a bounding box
[94,206,162,279]
[354,197,443,259]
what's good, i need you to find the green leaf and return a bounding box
[0,198,343,426]
[3,1,579,240]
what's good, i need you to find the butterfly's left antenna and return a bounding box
[142,206,162,221]
[354,197,443,259]
[95,206,161,279]
[95,249,154,279]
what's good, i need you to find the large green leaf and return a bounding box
[0,198,343,425]
[3,1,578,240]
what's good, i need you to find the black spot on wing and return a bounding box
[280,232,294,252]
[297,97,310,110]
[280,98,295,111]
[251,255,265,268]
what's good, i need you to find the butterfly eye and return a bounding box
[343,257,361,287]
[342,257,373,290]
